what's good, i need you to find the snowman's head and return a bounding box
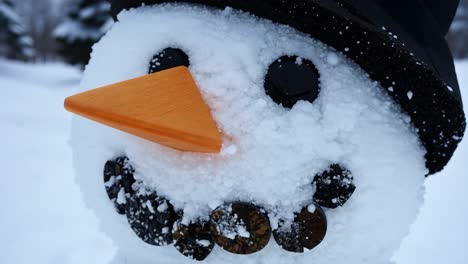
[67,1,465,264]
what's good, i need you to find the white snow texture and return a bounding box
[71,4,427,264]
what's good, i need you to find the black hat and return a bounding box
[109,0,466,175]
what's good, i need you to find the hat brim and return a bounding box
[110,0,466,175]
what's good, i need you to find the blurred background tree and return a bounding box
[447,0,468,59]
[0,0,34,61]
[54,0,112,67]
[15,0,69,62]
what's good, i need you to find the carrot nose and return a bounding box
[64,66,222,153]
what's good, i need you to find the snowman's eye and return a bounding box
[264,56,320,108]
[148,48,190,74]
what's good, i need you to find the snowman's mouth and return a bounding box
[103,156,355,261]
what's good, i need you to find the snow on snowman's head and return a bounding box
[68,3,455,264]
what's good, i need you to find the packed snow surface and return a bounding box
[70,4,428,264]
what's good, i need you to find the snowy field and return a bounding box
[0,59,467,264]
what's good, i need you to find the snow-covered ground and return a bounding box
[0,59,467,263]
[0,60,113,264]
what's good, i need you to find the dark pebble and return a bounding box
[273,204,327,253]
[173,219,215,261]
[126,192,176,246]
[313,164,356,208]
[103,156,135,214]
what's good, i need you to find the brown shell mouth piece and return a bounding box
[210,202,272,255]
[102,157,342,261]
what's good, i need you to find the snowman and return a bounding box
[65,0,465,263]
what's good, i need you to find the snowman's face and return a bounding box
[71,4,428,264]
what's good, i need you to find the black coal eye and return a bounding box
[312,164,356,209]
[264,56,320,108]
[148,48,190,74]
